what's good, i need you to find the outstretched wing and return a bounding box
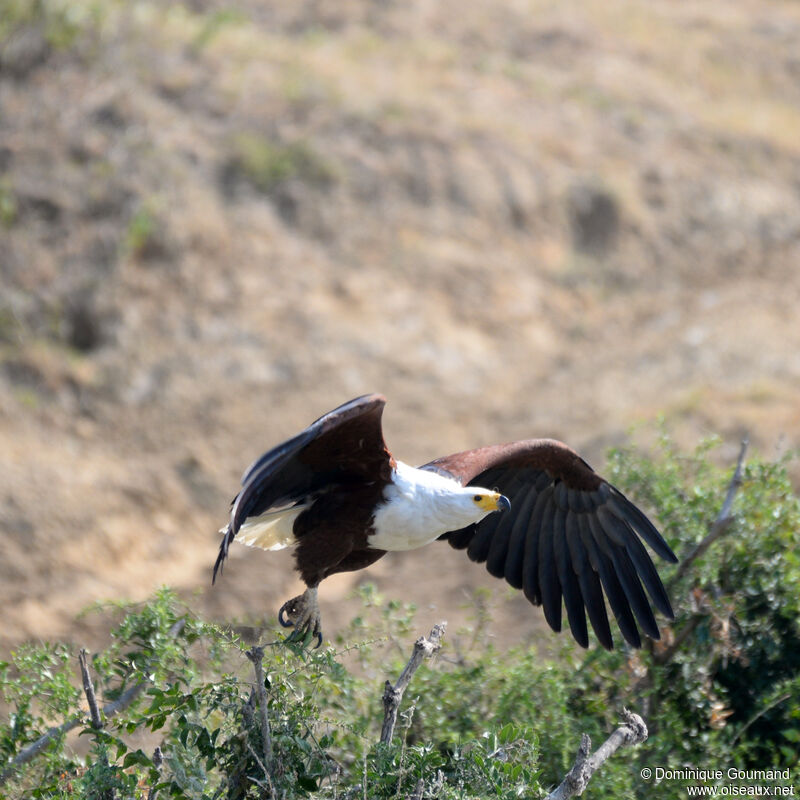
[214,394,394,582]
[423,440,677,650]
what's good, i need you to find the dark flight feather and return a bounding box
[521,485,553,605]
[567,513,612,649]
[501,479,541,588]
[486,482,534,578]
[426,438,677,650]
[558,510,588,646]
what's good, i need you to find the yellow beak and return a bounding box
[492,493,511,512]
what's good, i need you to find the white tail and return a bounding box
[231,504,308,551]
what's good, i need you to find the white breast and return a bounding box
[370,461,488,551]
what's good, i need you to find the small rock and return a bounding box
[0,25,50,79]
[567,180,620,254]
[65,298,104,352]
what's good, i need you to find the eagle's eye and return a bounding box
[473,495,482,502]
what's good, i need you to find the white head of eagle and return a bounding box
[370,461,510,552]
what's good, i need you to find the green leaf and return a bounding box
[122,749,152,769]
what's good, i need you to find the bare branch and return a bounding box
[79,650,103,730]
[670,437,748,587]
[245,646,274,780]
[0,619,185,787]
[407,778,425,800]
[1,717,82,783]
[545,710,648,800]
[380,622,446,745]
[78,648,115,799]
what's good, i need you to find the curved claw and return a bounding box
[278,604,294,628]
[276,588,323,649]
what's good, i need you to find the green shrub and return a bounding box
[605,437,800,768]
[1,438,798,798]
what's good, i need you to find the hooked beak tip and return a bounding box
[497,495,511,512]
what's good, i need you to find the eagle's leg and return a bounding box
[278,586,322,648]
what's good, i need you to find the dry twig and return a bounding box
[79,649,103,730]
[79,648,113,799]
[545,710,648,800]
[246,741,274,794]
[245,646,274,791]
[380,622,446,745]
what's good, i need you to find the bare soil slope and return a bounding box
[2,0,799,651]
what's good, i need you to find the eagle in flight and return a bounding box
[213,394,677,649]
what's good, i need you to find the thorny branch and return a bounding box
[545,710,648,800]
[380,622,446,745]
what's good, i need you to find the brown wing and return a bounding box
[423,440,677,650]
[214,394,394,582]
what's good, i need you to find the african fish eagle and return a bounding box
[213,394,677,649]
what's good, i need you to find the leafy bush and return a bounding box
[604,436,800,773]
[1,437,798,798]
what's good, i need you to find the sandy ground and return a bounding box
[1,0,799,655]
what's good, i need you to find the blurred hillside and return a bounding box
[1,0,799,652]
